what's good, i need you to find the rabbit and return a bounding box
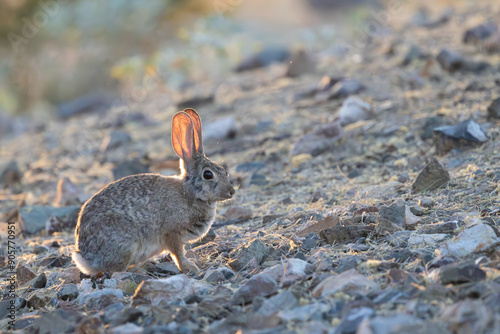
[72,108,235,276]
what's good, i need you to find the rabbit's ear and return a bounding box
[182,108,204,155]
[172,112,196,162]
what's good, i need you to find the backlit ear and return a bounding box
[182,108,204,155]
[172,112,195,162]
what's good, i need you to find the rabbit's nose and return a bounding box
[229,187,235,196]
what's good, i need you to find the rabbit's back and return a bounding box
[75,173,186,273]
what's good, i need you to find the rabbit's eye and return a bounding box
[203,170,214,180]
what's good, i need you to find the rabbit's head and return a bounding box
[172,108,235,202]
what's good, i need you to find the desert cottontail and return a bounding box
[73,108,235,275]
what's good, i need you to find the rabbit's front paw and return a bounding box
[180,259,200,274]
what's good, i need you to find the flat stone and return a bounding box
[436,262,486,285]
[412,158,450,193]
[408,234,449,248]
[26,288,58,309]
[420,221,460,234]
[57,283,79,301]
[228,239,270,272]
[338,96,373,126]
[286,50,315,77]
[19,205,80,235]
[433,119,488,155]
[132,274,195,306]
[16,265,36,286]
[312,269,379,298]
[386,231,413,247]
[261,258,313,285]
[46,267,81,287]
[379,199,406,227]
[297,215,339,237]
[230,273,278,305]
[254,290,298,317]
[320,224,376,244]
[359,314,449,334]
[32,309,81,334]
[410,205,425,216]
[336,307,375,334]
[153,262,181,276]
[33,272,47,289]
[225,206,252,220]
[438,223,499,257]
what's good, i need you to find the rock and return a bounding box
[204,270,225,283]
[386,231,413,247]
[336,307,375,334]
[433,119,488,155]
[45,216,66,235]
[153,262,181,276]
[401,44,428,66]
[225,206,252,220]
[487,97,500,120]
[32,309,81,334]
[326,79,365,100]
[26,288,58,309]
[375,216,404,236]
[227,239,270,272]
[0,161,22,188]
[111,323,144,334]
[419,198,435,208]
[320,224,376,244]
[408,234,449,248]
[235,46,290,72]
[291,120,342,156]
[412,157,450,193]
[261,258,313,285]
[410,205,425,216]
[420,221,460,234]
[100,130,131,152]
[46,267,81,286]
[112,160,149,181]
[230,273,278,305]
[16,265,36,286]
[379,199,406,227]
[203,116,237,141]
[301,233,319,252]
[255,290,298,318]
[250,173,268,186]
[438,223,499,257]
[435,262,486,285]
[58,92,113,118]
[334,255,362,274]
[338,96,373,126]
[358,314,448,334]
[34,272,47,288]
[436,49,490,72]
[420,116,445,140]
[440,300,494,334]
[297,215,339,237]
[132,274,195,306]
[19,205,80,235]
[312,269,379,298]
[285,50,315,77]
[38,255,72,268]
[57,283,79,301]
[0,297,25,322]
[53,177,81,206]
[34,245,49,254]
[463,23,497,44]
[81,288,125,311]
[405,206,421,227]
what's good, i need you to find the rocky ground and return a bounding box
[1,2,500,334]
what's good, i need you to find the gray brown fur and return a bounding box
[73,109,234,275]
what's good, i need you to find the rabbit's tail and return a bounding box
[72,251,99,275]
